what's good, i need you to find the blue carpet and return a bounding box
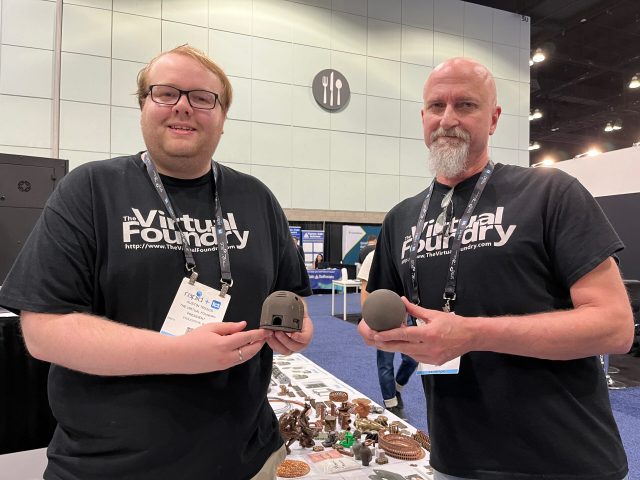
[303,293,640,479]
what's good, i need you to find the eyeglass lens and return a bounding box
[150,85,218,109]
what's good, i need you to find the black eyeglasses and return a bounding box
[436,187,454,236]
[147,84,220,110]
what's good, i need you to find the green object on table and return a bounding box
[340,431,354,448]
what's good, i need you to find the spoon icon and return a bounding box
[335,78,343,106]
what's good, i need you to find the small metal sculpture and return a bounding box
[278,403,317,454]
[360,444,373,466]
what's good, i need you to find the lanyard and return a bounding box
[141,153,233,296]
[408,162,494,312]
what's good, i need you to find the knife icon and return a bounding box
[329,71,334,107]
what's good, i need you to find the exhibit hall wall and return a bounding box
[552,147,640,280]
[0,0,530,214]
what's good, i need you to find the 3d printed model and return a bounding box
[260,291,304,332]
[378,432,425,461]
[276,459,310,478]
[361,289,406,331]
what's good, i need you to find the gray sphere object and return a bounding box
[362,289,406,331]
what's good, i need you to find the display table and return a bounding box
[271,353,433,479]
[0,354,433,480]
[331,279,361,320]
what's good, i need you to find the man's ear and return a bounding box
[489,105,502,135]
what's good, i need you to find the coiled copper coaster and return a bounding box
[378,432,425,461]
[328,390,348,402]
[276,459,310,478]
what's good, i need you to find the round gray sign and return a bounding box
[312,69,350,112]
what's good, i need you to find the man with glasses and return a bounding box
[0,45,313,479]
[358,58,632,480]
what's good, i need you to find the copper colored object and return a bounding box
[329,390,348,402]
[413,429,432,451]
[378,432,425,461]
[352,398,371,418]
[324,415,337,432]
[276,459,310,478]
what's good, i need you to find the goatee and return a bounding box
[428,127,471,178]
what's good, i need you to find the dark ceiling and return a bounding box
[468,0,640,164]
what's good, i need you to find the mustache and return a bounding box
[430,127,470,143]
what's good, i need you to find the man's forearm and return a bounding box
[468,303,634,360]
[21,311,184,376]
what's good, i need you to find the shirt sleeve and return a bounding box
[365,212,405,295]
[545,177,624,288]
[270,197,312,298]
[357,251,374,281]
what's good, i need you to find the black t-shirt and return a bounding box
[0,154,311,480]
[368,164,628,480]
[358,243,376,264]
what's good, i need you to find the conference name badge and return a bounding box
[414,318,460,375]
[160,278,230,336]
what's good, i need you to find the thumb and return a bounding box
[401,296,419,314]
[401,297,428,322]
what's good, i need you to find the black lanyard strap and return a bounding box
[142,153,233,294]
[408,162,494,311]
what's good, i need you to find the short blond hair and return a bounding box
[136,45,233,113]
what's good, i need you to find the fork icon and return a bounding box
[322,76,328,104]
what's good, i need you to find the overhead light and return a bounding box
[528,108,543,121]
[613,119,622,130]
[550,126,560,132]
[531,157,556,168]
[629,74,640,89]
[532,48,546,63]
[529,58,534,66]
[528,141,540,151]
[574,148,602,159]
[604,122,614,132]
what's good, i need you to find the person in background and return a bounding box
[293,236,305,261]
[358,57,632,480]
[358,235,377,264]
[313,253,324,269]
[0,45,314,480]
[358,250,417,420]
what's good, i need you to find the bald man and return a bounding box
[358,58,632,480]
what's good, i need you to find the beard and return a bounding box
[427,127,471,178]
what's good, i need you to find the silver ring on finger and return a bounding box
[237,347,244,362]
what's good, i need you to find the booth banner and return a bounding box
[306,268,340,290]
[289,226,301,242]
[302,230,324,268]
[341,225,381,264]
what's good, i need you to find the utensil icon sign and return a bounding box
[312,69,349,111]
[322,76,328,104]
[329,71,334,106]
